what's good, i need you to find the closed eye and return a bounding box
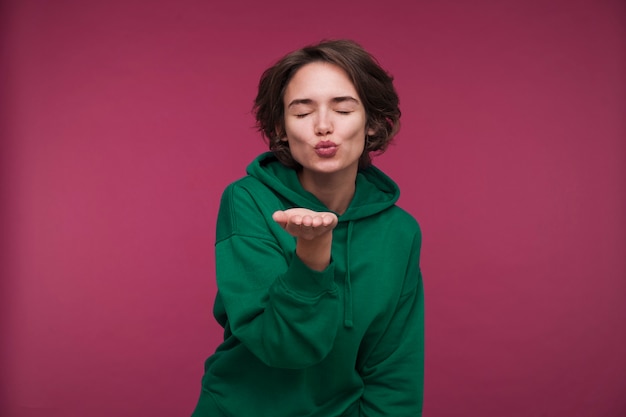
[295,113,310,118]
[336,111,353,115]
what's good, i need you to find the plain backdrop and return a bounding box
[1,0,625,416]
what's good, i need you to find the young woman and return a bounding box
[192,39,424,417]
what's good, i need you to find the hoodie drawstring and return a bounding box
[343,221,354,328]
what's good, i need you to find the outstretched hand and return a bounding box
[272,208,338,241]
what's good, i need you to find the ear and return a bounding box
[367,127,376,136]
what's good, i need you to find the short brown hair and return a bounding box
[253,39,401,169]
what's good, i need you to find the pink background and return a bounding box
[2,0,625,416]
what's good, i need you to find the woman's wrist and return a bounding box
[296,232,332,271]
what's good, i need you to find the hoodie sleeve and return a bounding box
[358,233,425,417]
[213,183,341,369]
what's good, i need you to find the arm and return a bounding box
[359,234,425,416]
[214,183,341,369]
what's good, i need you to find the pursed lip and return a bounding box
[315,141,338,149]
[314,141,338,157]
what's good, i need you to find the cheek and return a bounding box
[348,119,369,140]
[284,121,309,143]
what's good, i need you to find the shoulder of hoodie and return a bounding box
[218,174,286,214]
[380,204,422,242]
[223,174,266,192]
[215,176,280,242]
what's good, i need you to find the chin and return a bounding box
[311,160,356,173]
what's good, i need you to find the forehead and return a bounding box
[284,62,359,102]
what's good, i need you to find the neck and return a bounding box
[298,169,357,215]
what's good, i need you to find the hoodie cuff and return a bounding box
[279,253,337,297]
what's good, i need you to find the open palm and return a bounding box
[272,208,338,241]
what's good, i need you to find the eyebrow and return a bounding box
[287,96,360,108]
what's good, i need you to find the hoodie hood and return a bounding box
[246,152,401,328]
[246,152,400,220]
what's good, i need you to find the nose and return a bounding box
[314,110,333,136]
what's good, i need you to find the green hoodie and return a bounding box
[193,153,424,417]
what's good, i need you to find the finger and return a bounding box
[311,216,323,227]
[272,211,287,226]
[321,215,334,227]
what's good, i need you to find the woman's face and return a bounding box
[282,62,373,181]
